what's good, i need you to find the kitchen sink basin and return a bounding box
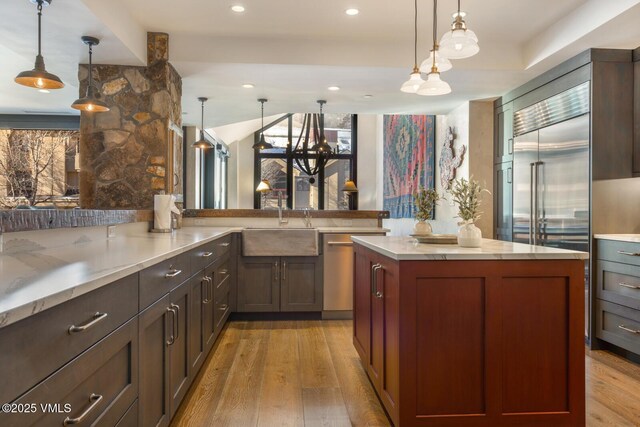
[242,228,319,256]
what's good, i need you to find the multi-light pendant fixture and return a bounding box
[71,36,109,112]
[401,0,479,96]
[15,0,64,90]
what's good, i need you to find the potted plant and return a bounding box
[413,186,441,235]
[450,177,490,247]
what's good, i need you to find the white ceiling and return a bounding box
[0,0,640,126]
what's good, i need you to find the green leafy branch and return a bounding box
[450,177,490,223]
[413,186,441,222]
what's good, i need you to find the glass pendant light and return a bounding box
[419,49,452,73]
[418,0,451,96]
[400,0,424,94]
[253,98,273,150]
[193,97,215,149]
[439,0,479,59]
[71,37,109,112]
[15,0,64,90]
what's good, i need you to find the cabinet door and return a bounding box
[353,248,373,364]
[139,294,171,427]
[169,280,191,417]
[280,256,322,312]
[494,161,513,241]
[202,264,216,353]
[188,274,206,377]
[494,102,514,163]
[238,256,280,312]
[214,257,232,335]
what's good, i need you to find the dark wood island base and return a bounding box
[353,241,586,427]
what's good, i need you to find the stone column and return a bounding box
[79,32,182,209]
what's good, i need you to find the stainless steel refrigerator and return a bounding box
[512,82,590,253]
[512,82,590,335]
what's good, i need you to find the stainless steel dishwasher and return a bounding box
[322,233,385,319]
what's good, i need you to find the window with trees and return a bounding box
[254,113,357,210]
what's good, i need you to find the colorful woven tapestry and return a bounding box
[383,115,435,218]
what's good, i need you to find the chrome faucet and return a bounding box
[277,191,288,226]
[303,208,313,228]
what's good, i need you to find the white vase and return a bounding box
[457,222,482,247]
[413,220,432,235]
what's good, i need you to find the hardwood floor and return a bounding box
[171,320,640,427]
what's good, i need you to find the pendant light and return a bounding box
[400,0,424,93]
[193,97,214,149]
[256,179,272,192]
[342,180,358,192]
[71,37,109,112]
[439,0,479,59]
[15,0,64,90]
[253,98,273,150]
[418,0,451,96]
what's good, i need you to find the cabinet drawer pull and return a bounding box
[165,269,182,278]
[202,252,214,258]
[282,261,287,281]
[618,324,640,335]
[371,264,383,298]
[166,307,176,346]
[219,242,230,247]
[63,393,103,425]
[68,312,108,334]
[617,250,640,257]
[170,303,180,341]
[202,276,212,303]
[274,261,279,282]
[219,304,229,311]
[619,282,640,290]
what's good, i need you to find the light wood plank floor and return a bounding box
[171,320,640,427]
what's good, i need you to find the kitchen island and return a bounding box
[351,236,588,427]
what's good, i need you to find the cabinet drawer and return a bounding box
[190,242,217,272]
[596,260,640,310]
[214,234,232,259]
[1,317,138,427]
[598,239,640,267]
[115,400,138,427]
[595,299,640,355]
[215,257,231,292]
[0,274,138,404]
[214,283,231,334]
[140,252,190,310]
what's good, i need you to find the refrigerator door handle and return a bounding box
[534,161,542,246]
[529,162,535,245]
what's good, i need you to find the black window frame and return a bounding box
[254,113,358,210]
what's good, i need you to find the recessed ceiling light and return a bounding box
[38,89,50,94]
[242,83,255,89]
[363,94,373,98]
[231,5,245,13]
[345,8,359,16]
[328,86,341,91]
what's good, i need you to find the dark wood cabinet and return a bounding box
[494,102,513,164]
[139,277,195,426]
[1,318,138,427]
[353,243,585,426]
[138,294,172,427]
[494,161,513,241]
[188,274,206,376]
[238,256,281,312]
[634,58,640,175]
[238,255,322,312]
[280,256,322,311]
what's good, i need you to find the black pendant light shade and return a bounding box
[193,97,215,149]
[15,0,64,90]
[253,98,273,150]
[71,36,109,112]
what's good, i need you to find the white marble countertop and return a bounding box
[594,234,640,243]
[351,236,589,261]
[0,227,240,329]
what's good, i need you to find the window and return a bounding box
[254,113,357,210]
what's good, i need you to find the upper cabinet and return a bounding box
[494,102,513,164]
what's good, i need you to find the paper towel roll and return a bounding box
[154,194,180,230]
